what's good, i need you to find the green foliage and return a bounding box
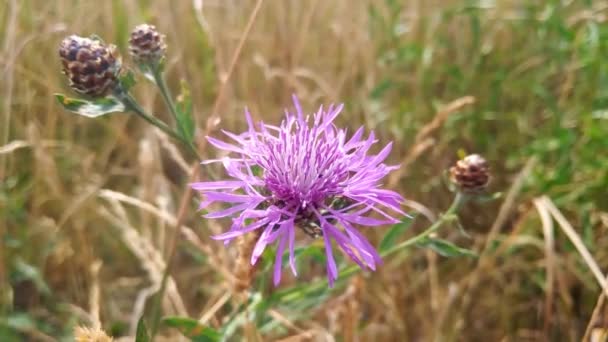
[416,237,477,258]
[8,0,608,340]
[379,217,415,252]
[175,81,196,143]
[54,94,125,118]
[135,317,150,342]
[118,70,137,92]
[162,317,221,342]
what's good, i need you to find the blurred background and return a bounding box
[2,0,608,341]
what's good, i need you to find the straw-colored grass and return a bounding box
[2,0,608,340]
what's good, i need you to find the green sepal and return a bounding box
[119,69,137,92]
[55,93,126,118]
[136,57,165,82]
[88,34,105,44]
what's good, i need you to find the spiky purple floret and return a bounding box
[191,95,404,287]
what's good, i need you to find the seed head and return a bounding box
[59,35,120,97]
[450,154,490,193]
[129,24,167,65]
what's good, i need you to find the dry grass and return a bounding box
[2,0,608,341]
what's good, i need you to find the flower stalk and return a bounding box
[381,192,465,257]
[275,192,467,301]
[115,89,179,140]
[151,66,200,154]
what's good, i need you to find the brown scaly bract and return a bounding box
[129,24,167,65]
[450,154,490,193]
[59,35,120,97]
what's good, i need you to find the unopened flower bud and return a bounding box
[128,24,166,65]
[450,154,490,193]
[59,35,121,97]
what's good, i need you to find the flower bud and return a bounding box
[59,35,121,97]
[128,24,167,65]
[450,154,490,193]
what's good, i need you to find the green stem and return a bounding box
[381,192,464,257]
[151,66,201,160]
[152,67,180,127]
[117,90,200,159]
[275,192,466,302]
[118,91,181,140]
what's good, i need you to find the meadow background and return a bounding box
[2,0,608,341]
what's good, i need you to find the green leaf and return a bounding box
[12,258,51,296]
[55,94,125,118]
[119,70,137,92]
[417,237,477,258]
[135,316,150,342]
[380,217,415,252]
[162,316,221,342]
[88,34,105,44]
[370,79,393,99]
[175,80,195,143]
[221,293,262,341]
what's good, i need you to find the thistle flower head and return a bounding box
[192,96,405,287]
[129,24,167,65]
[59,35,120,97]
[450,154,490,193]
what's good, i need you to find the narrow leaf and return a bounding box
[176,80,195,143]
[55,94,125,118]
[135,316,150,342]
[162,316,221,342]
[380,217,415,251]
[417,237,477,258]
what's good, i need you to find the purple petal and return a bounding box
[204,201,259,219]
[287,220,297,276]
[211,217,269,240]
[206,136,246,154]
[190,180,244,191]
[203,191,255,203]
[327,226,365,269]
[335,213,396,226]
[341,220,382,268]
[273,231,288,286]
[322,225,338,288]
[292,94,304,123]
[251,225,274,265]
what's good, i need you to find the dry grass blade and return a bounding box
[584,286,608,342]
[533,197,555,338]
[96,201,187,335]
[267,309,307,335]
[88,260,103,329]
[481,156,537,254]
[0,140,67,154]
[198,292,231,325]
[540,196,608,296]
[98,189,236,284]
[388,96,475,188]
[74,325,113,342]
[439,156,537,336]
[539,196,608,342]
[413,96,476,143]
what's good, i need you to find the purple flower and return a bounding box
[191,96,405,287]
